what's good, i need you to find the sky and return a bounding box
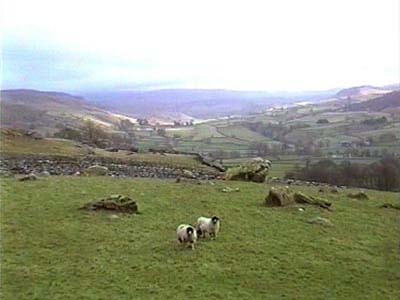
[1,0,399,92]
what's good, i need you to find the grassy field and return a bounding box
[0,134,87,157]
[1,177,399,300]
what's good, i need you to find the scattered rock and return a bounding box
[182,169,195,179]
[108,214,120,219]
[330,187,339,193]
[81,194,138,214]
[84,165,109,176]
[380,203,400,210]
[348,191,369,200]
[225,157,271,183]
[199,154,226,172]
[307,217,333,227]
[40,171,51,177]
[17,173,38,181]
[25,130,43,139]
[221,187,240,193]
[286,179,295,185]
[265,187,294,207]
[293,192,332,211]
[265,188,332,210]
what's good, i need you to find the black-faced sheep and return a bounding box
[176,224,197,250]
[196,216,220,239]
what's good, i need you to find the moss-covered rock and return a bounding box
[265,188,332,210]
[225,157,271,183]
[265,187,294,207]
[84,165,108,176]
[307,217,333,227]
[348,191,369,200]
[380,203,400,210]
[182,169,195,179]
[81,194,138,214]
[293,192,332,210]
[17,173,38,181]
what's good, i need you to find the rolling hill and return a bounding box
[335,85,395,98]
[0,89,135,135]
[346,91,400,112]
[82,88,339,119]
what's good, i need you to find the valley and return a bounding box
[1,87,399,183]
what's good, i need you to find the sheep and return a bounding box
[176,224,197,250]
[196,216,220,239]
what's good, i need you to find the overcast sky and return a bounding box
[1,0,399,92]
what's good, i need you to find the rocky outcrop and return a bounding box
[81,194,138,214]
[225,157,271,183]
[145,149,226,172]
[265,187,294,206]
[265,188,332,210]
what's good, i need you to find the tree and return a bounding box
[157,128,166,137]
[379,132,396,143]
[317,118,329,124]
[54,127,82,141]
[119,119,135,131]
[285,156,400,191]
[82,119,108,146]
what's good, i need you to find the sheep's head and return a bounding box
[186,226,194,236]
[212,216,220,224]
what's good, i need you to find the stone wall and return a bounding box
[0,156,220,180]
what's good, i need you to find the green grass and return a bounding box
[0,135,87,157]
[1,177,399,300]
[191,124,225,140]
[217,125,271,142]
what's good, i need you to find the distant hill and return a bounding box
[83,89,338,119]
[0,89,133,135]
[346,91,400,112]
[335,85,394,98]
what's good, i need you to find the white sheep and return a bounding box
[176,224,197,250]
[196,216,220,239]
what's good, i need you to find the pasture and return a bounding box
[1,177,399,300]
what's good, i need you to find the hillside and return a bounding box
[346,91,400,112]
[0,128,216,173]
[1,86,399,181]
[0,89,134,135]
[1,177,399,300]
[335,85,394,98]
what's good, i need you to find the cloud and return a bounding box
[1,0,399,91]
